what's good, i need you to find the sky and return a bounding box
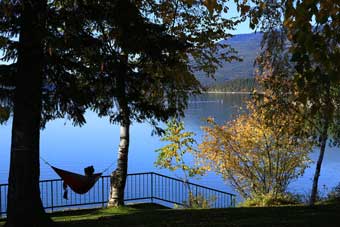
[231,19,254,35]
[225,1,255,35]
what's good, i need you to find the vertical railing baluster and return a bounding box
[146,173,149,200]
[55,181,58,208]
[222,195,226,206]
[229,194,231,207]
[127,175,130,200]
[140,174,142,199]
[45,182,47,208]
[228,194,230,207]
[96,179,99,204]
[172,179,174,204]
[233,195,235,207]
[151,173,153,203]
[0,185,2,218]
[215,192,217,208]
[182,179,184,206]
[5,187,7,215]
[178,180,180,204]
[139,174,141,198]
[217,193,222,208]
[51,181,54,212]
[101,176,105,207]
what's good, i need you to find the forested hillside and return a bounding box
[206,78,260,92]
[196,32,262,88]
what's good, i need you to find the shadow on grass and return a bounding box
[1,203,340,227]
[55,203,340,227]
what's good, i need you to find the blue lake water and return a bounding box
[1,93,340,200]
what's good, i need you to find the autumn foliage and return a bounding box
[155,119,204,177]
[198,102,313,200]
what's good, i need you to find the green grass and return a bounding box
[1,203,340,226]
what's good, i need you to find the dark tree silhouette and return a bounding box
[2,0,50,226]
[0,1,116,225]
[86,0,243,206]
[83,1,200,206]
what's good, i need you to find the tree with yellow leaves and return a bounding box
[155,119,205,179]
[198,102,313,200]
[245,0,340,205]
[155,119,211,208]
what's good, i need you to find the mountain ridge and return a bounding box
[196,32,262,87]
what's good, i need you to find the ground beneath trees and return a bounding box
[1,203,339,226]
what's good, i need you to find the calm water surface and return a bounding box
[1,93,340,199]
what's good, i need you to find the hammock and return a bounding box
[51,166,102,194]
[40,156,115,199]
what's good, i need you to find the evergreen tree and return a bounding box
[89,0,244,206]
[87,0,201,207]
[1,1,51,226]
[0,1,122,225]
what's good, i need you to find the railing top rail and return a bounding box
[187,181,235,197]
[148,172,236,197]
[124,172,154,176]
[39,178,63,183]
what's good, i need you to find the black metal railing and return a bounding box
[0,172,235,217]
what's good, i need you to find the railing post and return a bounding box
[101,176,105,208]
[151,173,153,203]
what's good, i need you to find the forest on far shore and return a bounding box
[205,77,260,92]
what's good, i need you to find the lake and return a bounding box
[1,93,340,200]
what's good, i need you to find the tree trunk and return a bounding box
[310,120,329,206]
[108,116,130,207]
[5,1,51,226]
[108,54,130,207]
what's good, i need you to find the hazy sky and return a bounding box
[225,1,254,35]
[231,19,253,35]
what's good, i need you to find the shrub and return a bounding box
[327,183,340,201]
[186,192,217,208]
[198,102,312,200]
[239,193,301,207]
[174,192,217,209]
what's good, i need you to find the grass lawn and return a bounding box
[1,203,339,226]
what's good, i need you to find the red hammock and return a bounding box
[52,166,102,194]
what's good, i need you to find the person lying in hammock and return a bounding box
[63,165,96,200]
[84,166,95,177]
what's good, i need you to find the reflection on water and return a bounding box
[0,93,340,199]
[186,93,248,126]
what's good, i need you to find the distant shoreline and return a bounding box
[201,91,253,94]
[201,91,265,95]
